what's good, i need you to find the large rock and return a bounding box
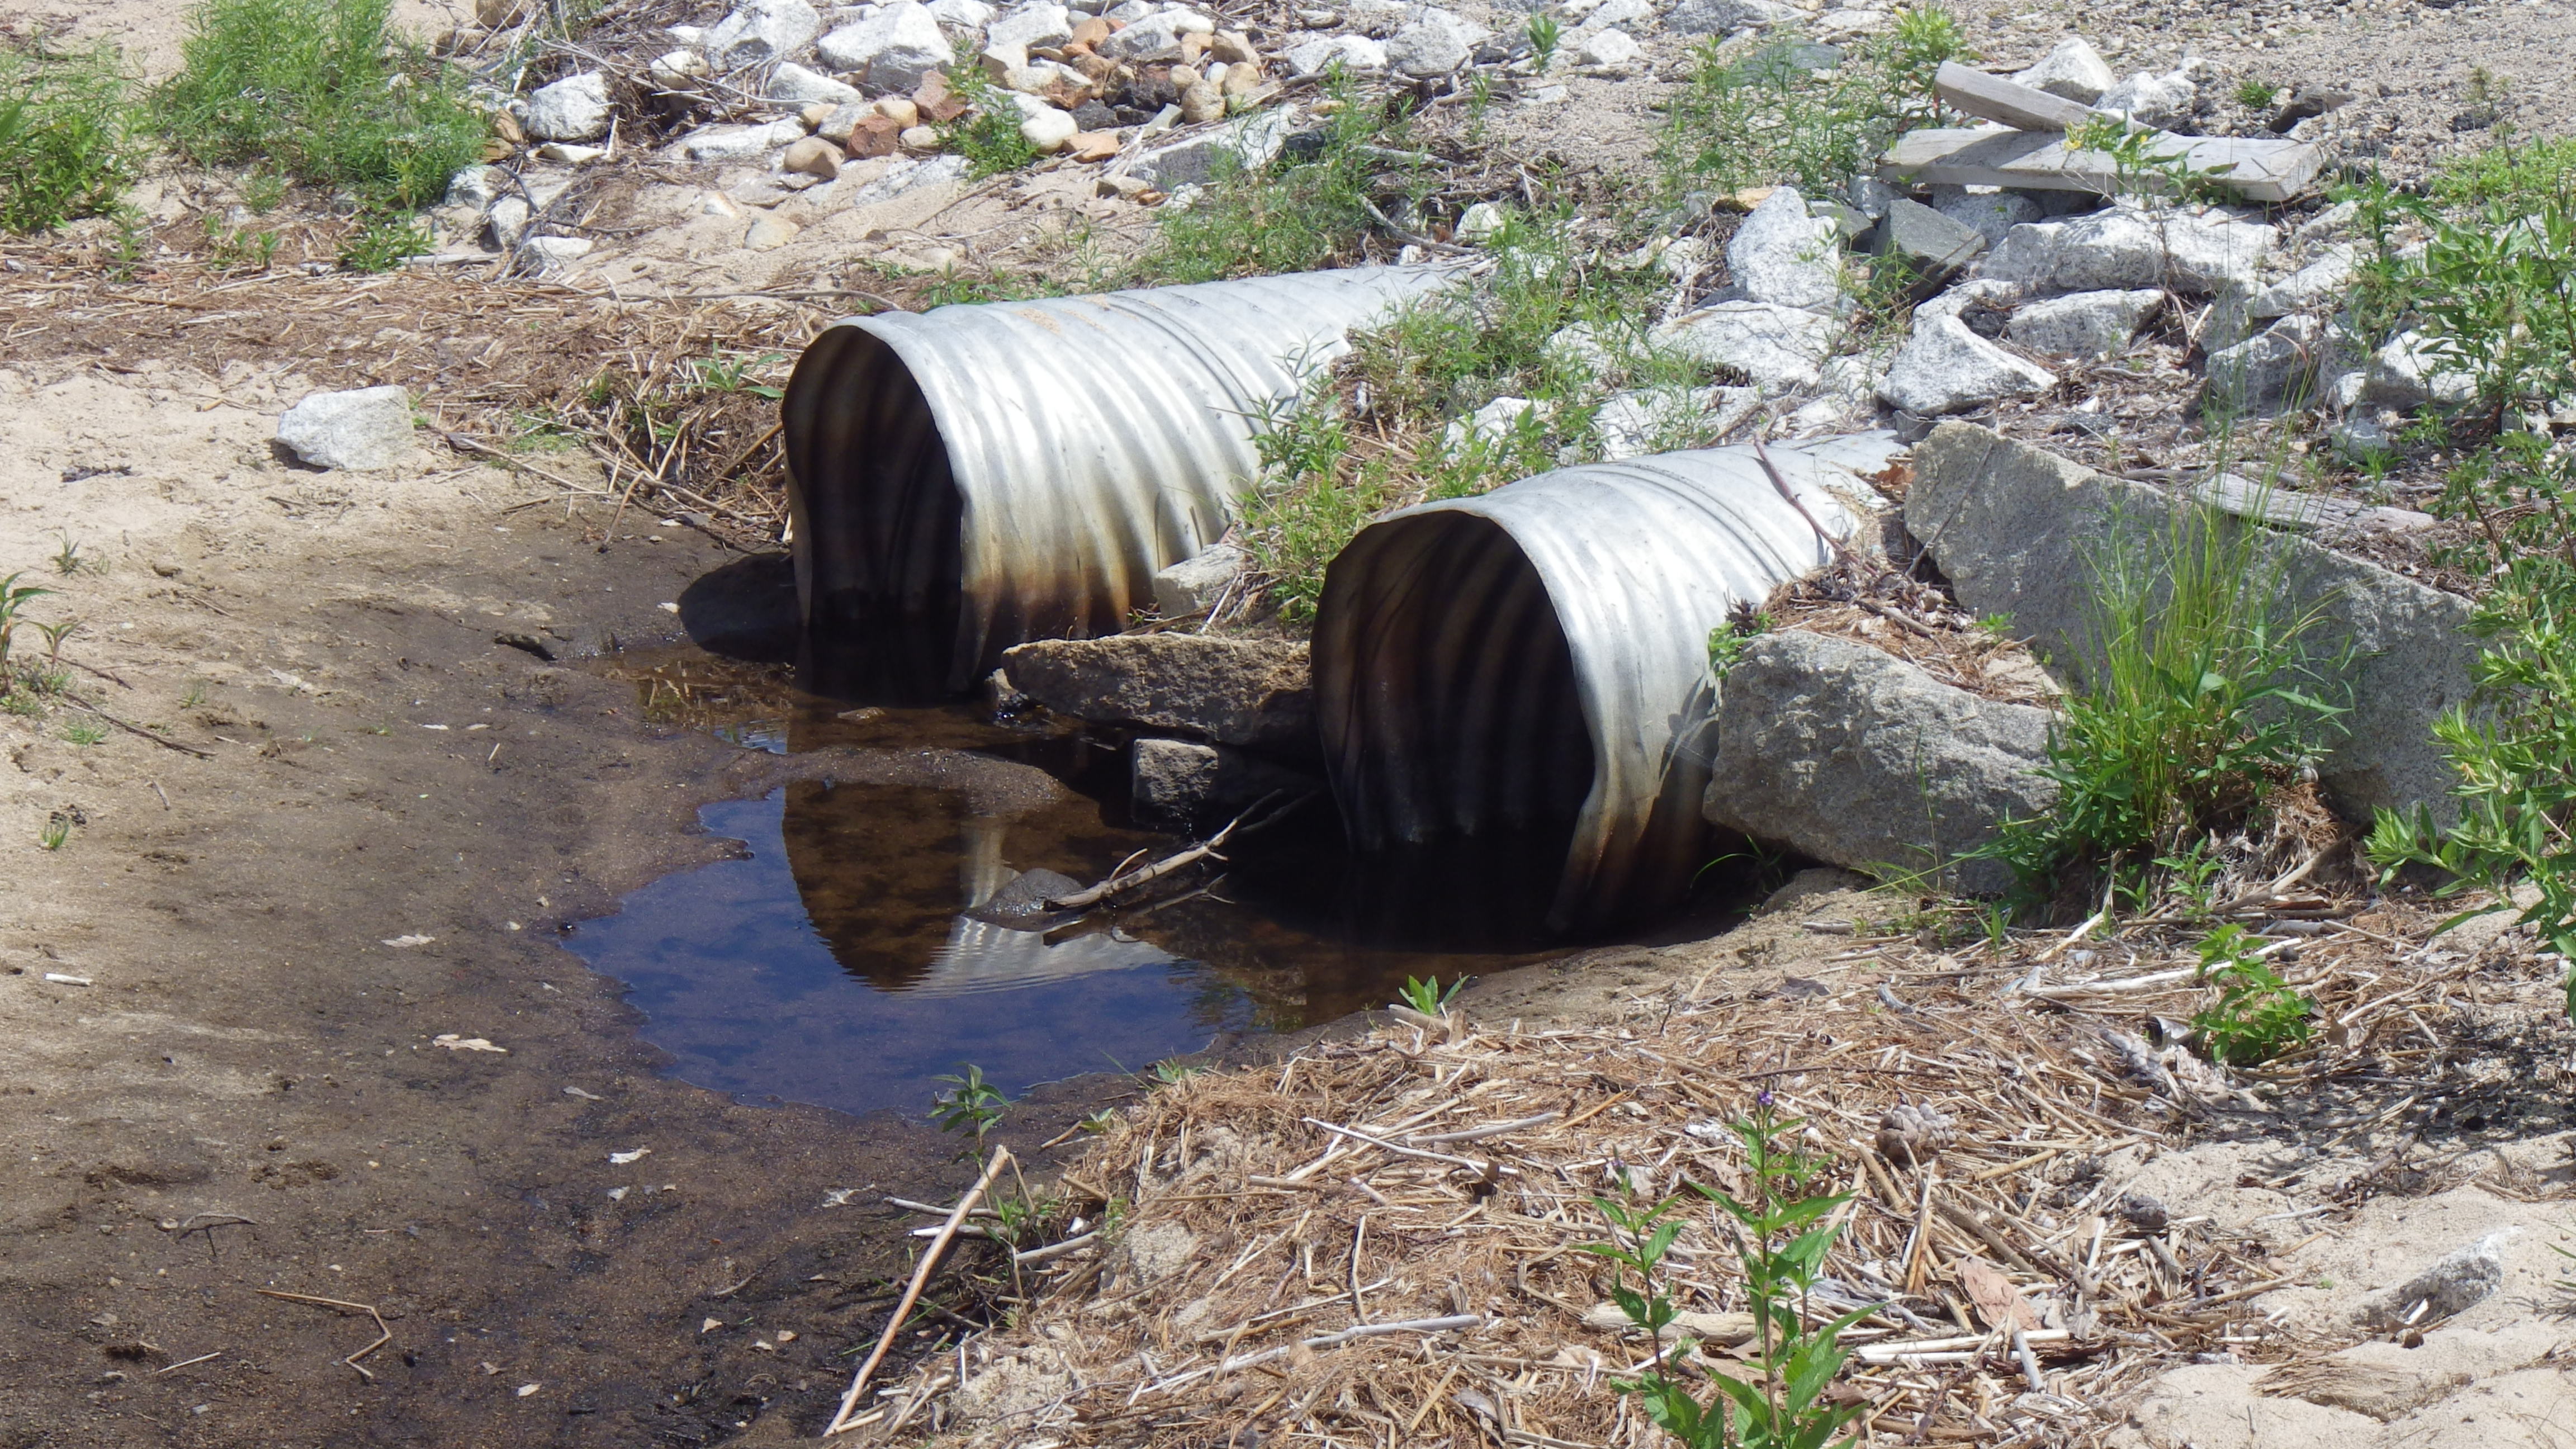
[1877,313,2056,415]
[2010,36,2114,103]
[1867,197,1984,293]
[1001,636,1316,755]
[1130,737,1319,831]
[1151,544,1248,618]
[1385,13,1476,76]
[2007,287,2161,359]
[1980,205,2274,296]
[1727,186,1844,310]
[1129,107,1294,188]
[703,0,824,69]
[277,386,416,471]
[1904,423,2479,825]
[1654,301,1841,394]
[1666,0,1797,30]
[1100,7,1215,61]
[2202,314,2325,417]
[2096,61,2201,128]
[1703,631,2055,896]
[524,72,612,141]
[818,2,955,90]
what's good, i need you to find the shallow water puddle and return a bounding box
[566,652,1570,1117]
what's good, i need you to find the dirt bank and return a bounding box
[0,367,1110,1448]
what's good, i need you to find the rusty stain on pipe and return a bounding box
[1313,434,1905,931]
[780,265,1461,692]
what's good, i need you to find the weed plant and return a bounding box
[1657,7,1967,201]
[339,212,433,272]
[1980,496,2351,909]
[930,1063,1007,1156]
[156,0,483,211]
[0,41,134,233]
[0,571,53,695]
[2190,924,2314,1064]
[1148,69,1428,283]
[1590,1098,1865,1449]
[1394,974,1465,1014]
[945,66,1041,179]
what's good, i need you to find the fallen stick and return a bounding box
[253,1290,391,1381]
[1149,1314,1486,1393]
[59,691,212,759]
[1045,794,1304,911]
[823,1145,1012,1436]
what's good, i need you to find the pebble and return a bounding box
[745,215,803,249]
[1020,103,1081,151]
[782,135,846,178]
[1180,79,1225,122]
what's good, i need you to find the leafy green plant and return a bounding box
[2233,78,2280,112]
[1147,1060,1200,1086]
[2065,116,2242,204]
[2190,924,2314,1064]
[0,41,134,234]
[339,211,431,272]
[930,1063,1007,1155]
[1660,8,1964,200]
[39,812,71,851]
[49,533,80,575]
[0,571,54,694]
[60,718,108,746]
[1590,1098,1866,1449]
[33,617,79,670]
[945,66,1040,179]
[155,0,484,211]
[685,349,787,399]
[1526,12,1562,69]
[1395,973,1466,1015]
[1147,69,1427,283]
[1077,1106,1120,1134]
[202,213,280,270]
[1978,496,2352,907]
[1711,607,1774,676]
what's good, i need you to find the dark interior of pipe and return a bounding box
[784,328,965,697]
[1320,513,1595,868]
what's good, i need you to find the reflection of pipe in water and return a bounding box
[1313,435,1906,933]
[779,265,1462,693]
[906,912,1181,1000]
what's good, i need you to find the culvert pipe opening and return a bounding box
[1313,436,1908,932]
[780,266,1463,694]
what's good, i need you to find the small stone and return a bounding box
[1456,201,1506,244]
[1574,27,1639,68]
[914,70,969,122]
[1442,395,1543,450]
[799,101,836,129]
[768,60,865,105]
[1173,78,1221,122]
[534,142,605,165]
[669,117,809,160]
[1727,185,1843,310]
[1930,184,2041,247]
[648,49,711,88]
[1385,13,1474,76]
[782,135,845,178]
[987,0,1075,58]
[487,195,532,248]
[524,72,611,142]
[2095,62,2201,128]
[817,102,866,141]
[2329,410,2397,463]
[2006,288,2161,359]
[900,125,943,150]
[2364,329,2476,410]
[928,0,996,23]
[1219,61,1262,97]
[1877,312,2057,415]
[1152,543,1249,617]
[1020,103,1080,151]
[878,97,922,127]
[2364,1234,2511,1328]
[277,386,417,471]
[1100,8,1214,61]
[1210,28,1257,63]
[1098,172,1152,198]
[845,114,906,158]
[1866,196,1985,294]
[1282,33,1385,74]
[2202,314,2324,418]
[746,214,802,249]
[2010,36,2114,104]
[1069,14,1112,45]
[703,0,825,70]
[523,235,594,268]
[1874,1103,1958,1168]
[1066,130,1120,161]
[817,1,955,91]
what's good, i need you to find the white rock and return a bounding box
[768,61,866,104]
[1005,58,1090,94]
[1979,205,2273,296]
[844,152,971,206]
[2095,63,2201,129]
[926,0,995,22]
[1574,27,1640,67]
[2010,36,2114,104]
[488,195,533,248]
[1283,33,1386,74]
[2329,409,2397,462]
[704,0,825,70]
[1727,186,1843,311]
[524,72,612,141]
[745,215,802,249]
[1879,314,2056,414]
[649,49,712,87]
[1152,544,1249,618]
[1020,103,1079,151]
[2248,243,2356,319]
[535,141,607,165]
[667,23,708,42]
[1914,277,2023,324]
[1442,395,1542,450]
[1384,13,1475,77]
[1813,7,1888,36]
[2364,330,2477,409]
[1456,201,1507,244]
[1595,386,1760,458]
[1130,107,1296,187]
[444,165,508,209]
[1105,0,1155,19]
[1101,8,1212,60]
[1578,0,1654,30]
[987,0,1073,55]
[670,117,811,160]
[1664,0,1796,32]
[1655,301,1843,394]
[818,1,955,89]
[277,386,416,472]
[2007,288,2162,358]
[1930,184,2042,247]
[2203,314,2325,418]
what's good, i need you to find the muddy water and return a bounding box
[565,652,1581,1116]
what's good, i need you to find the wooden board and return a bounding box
[1934,61,2102,133]
[1877,126,2326,203]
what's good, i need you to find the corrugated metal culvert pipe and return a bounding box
[1313,434,1906,932]
[781,265,1460,693]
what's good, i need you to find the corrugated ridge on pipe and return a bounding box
[1313,433,1906,932]
[782,264,1461,692]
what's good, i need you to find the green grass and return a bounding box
[155,0,484,211]
[1146,69,1427,284]
[1657,6,1967,201]
[946,67,1040,179]
[1980,493,2352,910]
[338,211,433,272]
[0,41,135,233]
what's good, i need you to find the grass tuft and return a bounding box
[0,41,134,234]
[155,0,484,211]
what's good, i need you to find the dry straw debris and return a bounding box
[837,884,2566,1448]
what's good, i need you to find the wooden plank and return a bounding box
[2188,473,2361,532]
[1878,126,2325,203]
[1934,60,2101,133]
